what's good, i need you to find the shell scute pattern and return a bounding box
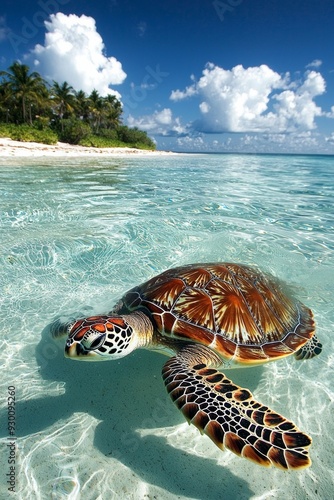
[122,263,315,364]
[205,278,262,344]
[255,280,299,331]
[233,276,290,340]
[173,288,214,330]
[176,267,212,287]
[142,278,185,309]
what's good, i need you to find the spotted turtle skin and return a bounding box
[116,263,316,365]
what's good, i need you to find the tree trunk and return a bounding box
[22,96,26,123]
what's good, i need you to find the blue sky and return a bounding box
[1,0,334,153]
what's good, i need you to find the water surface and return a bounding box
[0,154,333,499]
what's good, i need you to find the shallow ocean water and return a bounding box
[0,153,333,499]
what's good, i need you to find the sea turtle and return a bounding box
[55,263,322,470]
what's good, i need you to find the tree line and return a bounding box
[0,61,155,149]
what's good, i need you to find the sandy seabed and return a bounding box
[0,137,178,157]
[0,153,332,499]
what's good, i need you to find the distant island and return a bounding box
[0,61,156,151]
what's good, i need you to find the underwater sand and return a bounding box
[0,154,333,499]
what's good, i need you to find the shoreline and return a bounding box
[0,137,178,157]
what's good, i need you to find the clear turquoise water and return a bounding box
[0,154,333,499]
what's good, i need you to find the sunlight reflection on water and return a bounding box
[0,154,333,499]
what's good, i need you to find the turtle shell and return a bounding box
[118,263,315,365]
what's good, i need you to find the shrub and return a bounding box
[33,116,51,130]
[0,123,58,144]
[98,128,119,140]
[0,121,155,149]
[0,123,14,138]
[58,119,91,145]
[79,135,125,148]
[116,125,156,149]
[33,128,58,144]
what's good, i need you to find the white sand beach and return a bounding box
[0,137,177,157]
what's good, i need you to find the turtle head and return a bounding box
[64,315,138,361]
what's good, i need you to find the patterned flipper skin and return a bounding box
[162,353,311,470]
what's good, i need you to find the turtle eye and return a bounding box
[81,331,106,351]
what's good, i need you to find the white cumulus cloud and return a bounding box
[325,132,334,144]
[127,108,188,136]
[324,105,334,118]
[29,13,126,97]
[170,63,326,134]
[306,59,322,69]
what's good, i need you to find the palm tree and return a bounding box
[103,94,122,129]
[0,80,14,122]
[86,91,123,132]
[50,81,76,132]
[74,89,89,121]
[88,89,104,133]
[0,62,48,124]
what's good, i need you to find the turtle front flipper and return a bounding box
[162,344,312,470]
[50,317,77,339]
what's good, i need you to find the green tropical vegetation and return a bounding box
[0,62,156,149]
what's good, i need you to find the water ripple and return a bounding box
[0,154,333,499]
